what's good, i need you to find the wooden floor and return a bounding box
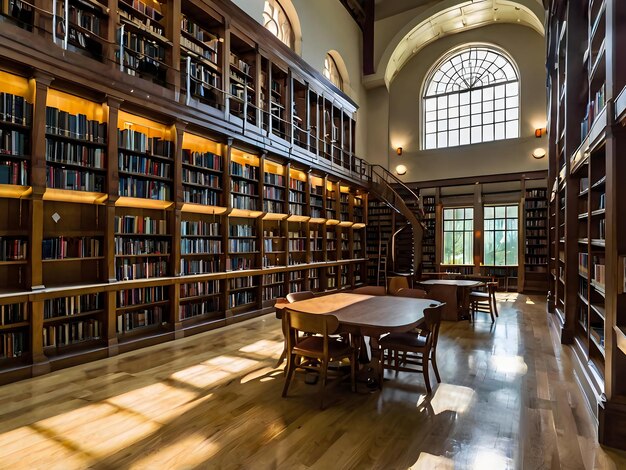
[1,294,626,469]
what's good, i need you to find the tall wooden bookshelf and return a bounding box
[0,63,368,385]
[547,0,626,450]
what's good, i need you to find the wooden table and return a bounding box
[418,279,484,321]
[276,292,443,388]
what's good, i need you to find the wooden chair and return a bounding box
[394,288,427,298]
[352,285,386,296]
[379,303,445,394]
[282,309,357,408]
[388,276,409,295]
[469,282,498,323]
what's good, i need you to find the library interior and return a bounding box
[1,0,626,468]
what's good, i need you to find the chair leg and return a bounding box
[422,353,432,394]
[319,359,329,410]
[351,351,357,392]
[492,293,499,317]
[431,350,441,383]
[282,353,296,397]
[276,347,287,370]
[489,301,495,323]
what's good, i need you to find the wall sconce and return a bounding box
[532,148,546,159]
[395,164,407,175]
[535,128,546,138]
[396,147,403,156]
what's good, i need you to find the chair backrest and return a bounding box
[352,285,386,296]
[286,291,315,303]
[286,309,339,336]
[388,276,409,295]
[422,303,444,351]
[394,288,427,298]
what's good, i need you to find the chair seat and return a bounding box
[469,291,490,300]
[379,332,428,349]
[294,336,352,357]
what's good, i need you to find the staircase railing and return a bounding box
[365,164,425,276]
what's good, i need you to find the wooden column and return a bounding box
[104,96,122,284]
[171,122,186,338]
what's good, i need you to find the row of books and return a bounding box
[288,240,306,251]
[0,303,26,325]
[182,169,220,187]
[289,192,305,204]
[43,319,102,347]
[262,285,284,300]
[114,238,169,256]
[525,199,547,209]
[230,161,259,180]
[46,141,105,168]
[227,256,254,270]
[310,239,323,250]
[229,53,250,75]
[188,63,221,88]
[68,5,101,35]
[1,332,26,358]
[229,276,255,289]
[180,280,220,298]
[116,259,168,280]
[525,189,547,199]
[180,35,218,63]
[180,258,219,275]
[231,194,258,210]
[262,273,284,285]
[593,260,606,289]
[183,189,221,205]
[118,176,170,200]
[181,16,218,44]
[263,200,284,213]
[264,172,284,187]
[117,51,165,79]
[182,149,221,171]
[526,228,548,237]
[525,256,547,265]
[120,0,163,20]
[0,129,28,156]
[118,130,173,157]
[231,180,257,195]
[43,293,103,318]
[0,237,27,261]
[42,236,102,259]
[179,298,220,320]
[228,291,255,308]
[264,186,284,200]
[228,239,256,252]
[263,239,282,252]
[181,221,220,237]
[115,215,167,235]
[117,307,163,333]
[45,107,106,143]
[119,154,171,178]
[526,219,547,228]
[117,286,167,308]
[181,238,221,254]
[47,167,104,192]
[229,224,254,237]
[0,160,28,185]
[0,93,32,126]
[289,179,306,192]
[526,210,546,219]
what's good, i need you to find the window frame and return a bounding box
[483,204,519,267]
[263,0,295,50]
[421,44,521,150]
[442,206,474,266]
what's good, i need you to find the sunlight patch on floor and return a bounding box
[240,366,277,384]
[129,433,219,469]
[409,452,454,469]
[421,383,476,415]
[203,355,259,373]
[491,355,528,376]
[171,364,231,389]
[472,448,513,469]
[239,339,283,356]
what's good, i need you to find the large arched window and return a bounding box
[263,0,295,50]
[323,53,343,91]
[423,45,519,150]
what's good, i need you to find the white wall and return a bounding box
[229,0,368,157]
[375,23,548,182]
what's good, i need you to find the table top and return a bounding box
[277,292,442,334]
[419,279,484,287]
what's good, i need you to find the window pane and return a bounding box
[426,111,437,122]
[506,231,518,264]
[437,132,448,147]
[495,99,505,111]
[444,209,454,219]
[494,84,505,98]
[506,82,519,96]
[449,94,459,107]
[506,108,519,120]
[466,208,473,218]
[455,220,464,231]
[485,219,494,230]
[495,122,505,140]
[460,116,470,128]
[464,220,473,230]
[450,118,459,130]
[506,205,517,217]
[471,126,481,143]
[437,109,448,120]
[459,91,470,105]
[449,131,459,147]
[460,105,470,116]
[455,208,464,219]
[425,98,437,112]
[483,125,494,141]
[495,206,505,217]
[438,120,448,131]
[460,128,470,145]
[425,134,437,149]
[507,218,518,230]
[506,120,519,138]
[449,107,459,118]
[426,122,436,133]
[443,232,454,264]
[484,206,494,219]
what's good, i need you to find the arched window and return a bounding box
[423,45,519,150]
[323,54,343,91]
[263,0,295,50]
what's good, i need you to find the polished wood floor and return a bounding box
[1,293,626,469]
